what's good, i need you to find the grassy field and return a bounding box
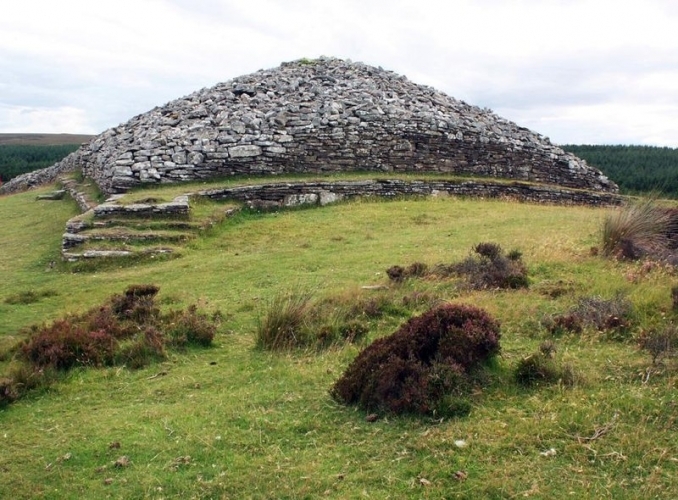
[1,182,677,499]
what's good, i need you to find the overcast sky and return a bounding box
[1,0,676,146]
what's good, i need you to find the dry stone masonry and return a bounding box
[2,57,617,196]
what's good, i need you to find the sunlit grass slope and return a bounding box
[1,185,677,499]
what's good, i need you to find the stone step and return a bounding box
[93,195,190,219]
[66,217,203,234]
[62,229,193,250]
[62,247,175,262]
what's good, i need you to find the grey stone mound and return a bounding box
[1,57,617,195]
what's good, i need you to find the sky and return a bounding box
[1,0,676,146]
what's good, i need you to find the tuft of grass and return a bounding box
[255,291,314,350]
[601,197,672,259]
[255,289,379,351]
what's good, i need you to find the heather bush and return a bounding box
[22,321,118,370]
[331,303,500,416]
[3,284,218,406]
[451,243,529,290]
[386,263,430,282]
[110,284,161,323]
[473,242,502,260]
[544,294,633,337]
[637,325,678,364]
[386,265,406,282]
[165,305,217,348]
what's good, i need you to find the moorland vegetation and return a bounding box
[1,175,678,498]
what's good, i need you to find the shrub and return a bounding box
[4,284,218,406]
[601,198,672,259]
[20,287,212,368]
[451,243,529,290]
[165,305,217,348]
[386,265,406,282]
[331,303,500,416]
[544,294,633,337]
[386,263,430,282]
[514,343,579,387]
[514,353,560,386]
[110,284,161,323]
[115,328,165,369]
[22,321,117,370]
[406,262,429,277]
[474,242,502,260]
[637,325,678,364]
[543,313,583,335]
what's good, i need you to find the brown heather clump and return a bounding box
[331,303,500,416]
[2,284,219,407]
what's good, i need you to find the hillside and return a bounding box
[1,179,677,498]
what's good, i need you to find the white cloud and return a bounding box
[0,0,676,145]
[0,105,96,134]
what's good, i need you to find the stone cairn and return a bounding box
[2,57,622,261]
[2,56,616,196]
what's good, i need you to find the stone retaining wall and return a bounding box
[198,179,621,208]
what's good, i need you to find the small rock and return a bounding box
[365,413,379,422]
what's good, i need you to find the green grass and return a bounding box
[2,184,678,498]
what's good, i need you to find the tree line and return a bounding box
[0,144,79,183]
[563,145,678,196]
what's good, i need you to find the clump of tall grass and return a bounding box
[601,198,673,259]
[256,291,314,350]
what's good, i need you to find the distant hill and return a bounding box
[0,133,94,146]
